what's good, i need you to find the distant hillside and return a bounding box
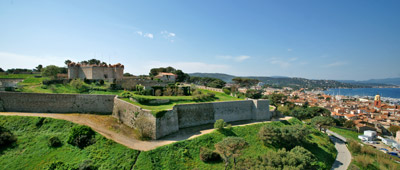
[189,73,369,90]
[189,73,235,83]
[339,77,400,86]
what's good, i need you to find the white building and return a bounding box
[358,130,377,141]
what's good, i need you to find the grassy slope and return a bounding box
[0,116,140,170]
[329,127,361,142]
[329,127,400,170]
[134,118,337,170]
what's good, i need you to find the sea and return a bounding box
[323,88,400,103]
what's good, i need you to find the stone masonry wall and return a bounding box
[112,98,157,139]
[0,92,114,114]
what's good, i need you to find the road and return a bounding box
[327,130,352,170]
[0,112,290,151]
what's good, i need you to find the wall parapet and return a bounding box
[0,92,115,114]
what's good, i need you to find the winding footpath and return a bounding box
[327,129,352,170]
[0,112,290,151]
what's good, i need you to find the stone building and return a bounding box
[68,62,124,82]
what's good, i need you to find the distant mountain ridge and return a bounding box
[188,73,376,89]
[338,77,400,86]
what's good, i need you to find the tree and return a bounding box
[344,120,355,128]
[326,97,331,102]
[0,125,17,147]
[269,93,287,110]
[87,59,101,65]
[35,64,43,72]
[174,69,189,82]
[388,125,400,137]
[67,125,96,149]
[0,68,4,72]
[215,137,248,170]
[311,116,335,132]
[258,125,280,145]
[64,60,72,66]
[42,65,61,79]
[232,77,259,88]
[123,73,134,77]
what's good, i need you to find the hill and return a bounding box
[0,116,337,169]
[339,77,400,86]
[189,73,369,90]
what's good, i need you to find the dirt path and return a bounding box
[0,112,290,151]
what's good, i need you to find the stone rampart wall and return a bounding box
[0,92,114,114]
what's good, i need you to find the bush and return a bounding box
[0,125,17,147]
[199,147,221,162]
[348,139,361,154]
[48,136,62,147]
[214,119,227,131]
[258,125,280,145]
[35,117,46,127]
[120,91,133,98]
[222,88,231,95]
[258,124,310,148]
[78,160,97,170]
[67,125,96,149]
[41,85,48,89]
[70,79,88,92]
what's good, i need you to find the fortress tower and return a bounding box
[68,62,124,82]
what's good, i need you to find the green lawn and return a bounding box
[0,74,40,79]
[122,89,242,115]
[134,118,337,170]
[329,127,361,142]
[0,116,140,170]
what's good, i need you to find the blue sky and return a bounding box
[0,0,399,80]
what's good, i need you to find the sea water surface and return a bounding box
[323,88,400,99]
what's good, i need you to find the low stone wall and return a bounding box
[0,92,115,114]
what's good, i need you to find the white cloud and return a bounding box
[136,31,143,36]
[287,48,293,52]
[323,61,347,68]
[144,33,154,39]
[161,30,176,42]
[217,55,250,62]
[144,61,230,73]
[234,55,250,62]
[0,51,66,70]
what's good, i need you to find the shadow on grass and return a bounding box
[0,143,17,155]
[218,128,237,137]
[302,140,335,166]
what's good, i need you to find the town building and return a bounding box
[154,72,177,82]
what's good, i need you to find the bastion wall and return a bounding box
[0,92,114,114]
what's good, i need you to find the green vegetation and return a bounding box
[67,125,96,149]
[0,125,17,148]
[0,74,40,79]
[133,118,337,169]
[0,116,140,170]
[329,127,361,142]
[121,89,241,117]
[329,127,400,170]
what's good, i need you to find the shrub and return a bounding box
[35,117,46,127]
[99,80,104,85]
[41,85,48,89]
[0,125,17,147]
[120,91,133,98]
[67,125,96,149]
[155,89,162,96]
[199,147,221,162]
[48,136,62,147]
[258,124,310,148]
[222,88,231,95]
[348,139,361,154]
[258,125,280,145]
[214,119,227,131]
[45,161,70,170]
[70,79,88,92]
[78,160,97,170]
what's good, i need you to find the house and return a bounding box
[358,130,377,141]
[154,72,177,82]
[382,138,398,146]
[68,62,124,82]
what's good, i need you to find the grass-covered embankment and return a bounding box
[0,116,140,170]
[134,118,337,169]
[330,127,400,170]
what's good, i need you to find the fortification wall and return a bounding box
[0,92,114,114]
[112,98,157,139]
